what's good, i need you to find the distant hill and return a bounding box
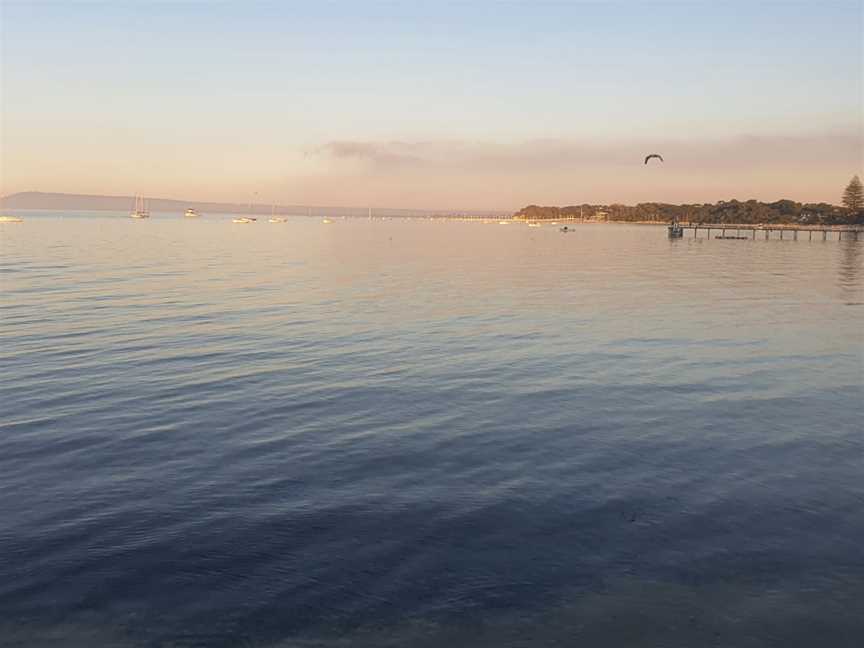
[0,191,506,218]
[1,191,253,214]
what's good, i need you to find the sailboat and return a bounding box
[184,207,200,218]
[233,195,257,223]
[269,203,287,223]
[130,195,150,219]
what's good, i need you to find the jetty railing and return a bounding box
[678,223,862,241]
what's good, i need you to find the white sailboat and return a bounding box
[130,195,150,219]
[269,203,287,223]
[234,196,257,223]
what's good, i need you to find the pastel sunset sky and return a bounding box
[1,1,861,210]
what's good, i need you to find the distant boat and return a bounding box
[528,222,541,228]
[322,218,333,224]
[498,221,510,225]
[269,204,286,222]
[243,194,262,223]
[130,195,150,219]
[0,215,23,223]
[184,208,200,218]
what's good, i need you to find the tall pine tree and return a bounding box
[842,175,863,213]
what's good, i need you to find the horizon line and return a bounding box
[0,189,850,213]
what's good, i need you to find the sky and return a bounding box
[1,0,862,210]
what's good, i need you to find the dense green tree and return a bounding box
[514,195,857,225]
[842,175,863,213]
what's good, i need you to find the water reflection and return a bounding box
[1,214,862,647]
[837,238,863,299]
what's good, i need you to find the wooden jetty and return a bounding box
[681,224,863,241]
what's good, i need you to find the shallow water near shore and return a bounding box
[1,212,863,646]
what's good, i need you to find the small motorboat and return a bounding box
[0,215,24,223]
[232,217,255,224]
[322,218,333,224]
[184,208,201,218]
[269,217,288,223]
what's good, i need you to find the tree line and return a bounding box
[515,176,864,225]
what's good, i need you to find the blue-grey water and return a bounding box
[1,211,862,647]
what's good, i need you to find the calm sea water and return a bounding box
[1,211,862,647]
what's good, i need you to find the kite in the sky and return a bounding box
[644,154,664,165]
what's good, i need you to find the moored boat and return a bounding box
[130,195,150,219]
[268,204,287,223]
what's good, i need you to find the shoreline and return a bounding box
[514,219,864,230]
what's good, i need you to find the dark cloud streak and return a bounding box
[315,134,861,174]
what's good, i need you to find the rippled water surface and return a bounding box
[1,212,863,647]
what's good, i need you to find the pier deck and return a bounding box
[680,224,863,241]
